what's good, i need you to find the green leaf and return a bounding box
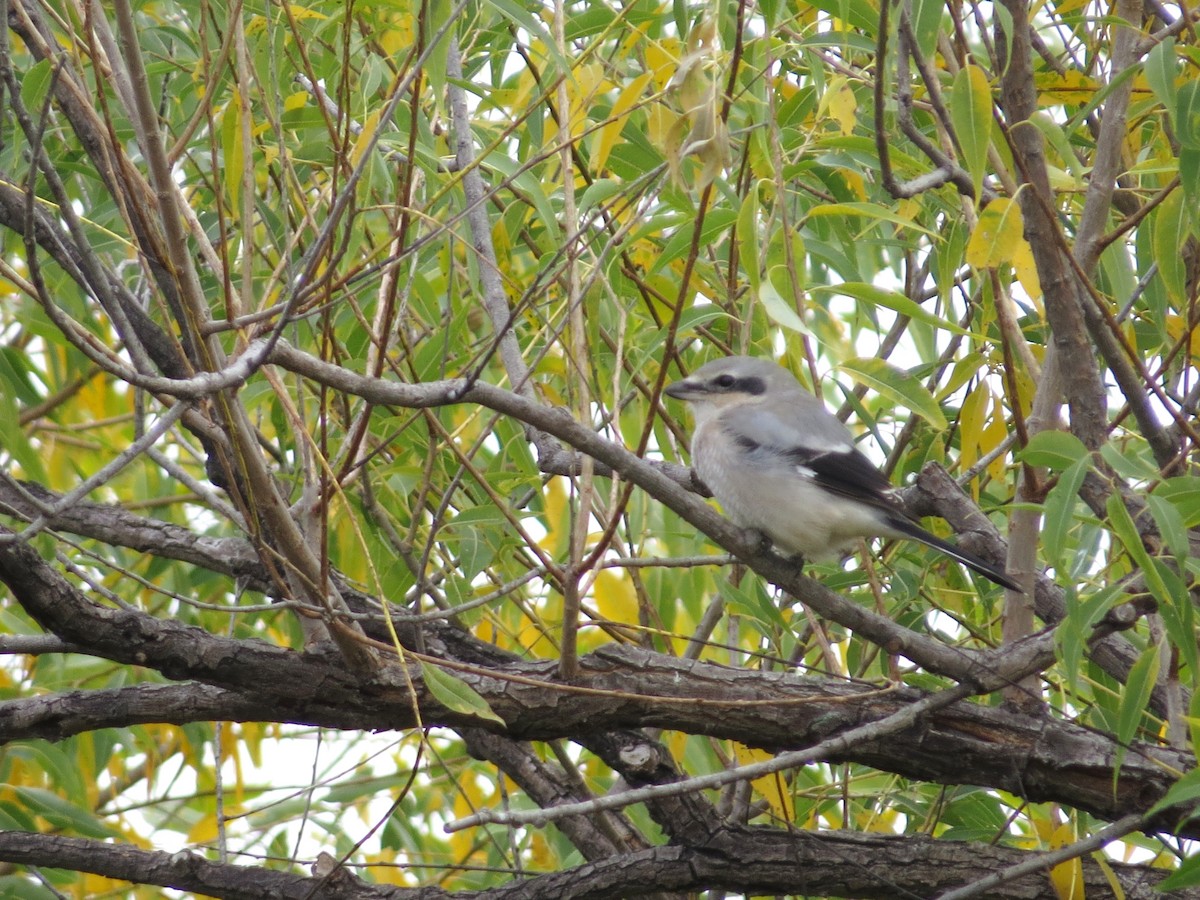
[19,59,53,116]
[420,662,506,725]
[738,189,762,293]
[1181,146,1200,211]
[476,0,569,77]
[1146,492,1189,563]
[0,389,47,484]
[805,201,935,236]
[1152,560,1198,683]
[651,208,737,274]
[1148,765,1200,818]
[839,357,947,429]
[992,5,1014,79]
[909,0,943,60]
[800,0,877,34]
[933,221,967,303]
[579,178,624,212]
[809,282,968,335]
[757,280,809,334]
[0,347,42,406]
[1155,853,1200,891]
[1145,37,1178,113]
[1041,456,1088,566]
[950,65,993,201]
[1114,644,1159,771]
[678,302,731,336]
[1176,79,1200,149]
[1056,584,1121,698]
[1030,112,1084,186]
[424,0,453,110]
[1107,492,1173,612]
[484,153,561,243]
[11,787,116,839]
[1018,430,1089,470]
[722,577,788,632]
[1155,476,1200,527]
[758,228,808,332]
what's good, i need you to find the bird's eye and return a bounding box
[714,374,736,389]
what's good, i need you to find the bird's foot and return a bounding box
[742,527,776,556]
[786,552,807,572]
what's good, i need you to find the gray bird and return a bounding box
[664,356,1021,591]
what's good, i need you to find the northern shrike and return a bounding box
[664,356,1020,591]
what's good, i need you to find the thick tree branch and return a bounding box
[995,2,1109,451]
[0,827,1182,899]
[0,599,1189,840]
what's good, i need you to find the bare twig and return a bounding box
[935,812,1149,900]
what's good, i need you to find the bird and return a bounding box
[663,356,1022,591]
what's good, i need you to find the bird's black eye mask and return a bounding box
[713,375,766,395]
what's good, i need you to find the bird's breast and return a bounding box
[691,420,885,559]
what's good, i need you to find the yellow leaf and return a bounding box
[1035,69,1101,105]
[187,815,220,844]
[966,197,1021,267]
[840,168,867,200]
[959,383,988,482]
[571,62,607,117]
[220,95,244,217]
[733,743,794,822]
[349,109,382,168]
[1048,821,1086,900]
[983,393,1010,484]
[594,569,638,624]
[960,385,1011,487]
[239,721,264,768]
[667,730,690,763]
[288,4,328,20]
[593,72,654,173]
[540,477,569,556]
[509,69,538,112]
[820,76,857,136]
[377,11,414,56]
[1012,243,1041,299]
[646,104,683,158]
[365,849,414,886]
[530,832,556,868]
[966,198,1041,298]
[645,38,682,91]
[83,874,128,895]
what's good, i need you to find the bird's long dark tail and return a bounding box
[887,517,1023,592]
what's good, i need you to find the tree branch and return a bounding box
[0,827,1183,899]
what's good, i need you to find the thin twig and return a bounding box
[934,812,1149,900]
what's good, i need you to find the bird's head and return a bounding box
[664,356,800,421]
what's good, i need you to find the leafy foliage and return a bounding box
[0,0,1197,895]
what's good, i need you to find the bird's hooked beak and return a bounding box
[663,377,707,401]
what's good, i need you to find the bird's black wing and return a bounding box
[784,443,901,510]
[721,400,903,510]
[721,404,1021,590]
